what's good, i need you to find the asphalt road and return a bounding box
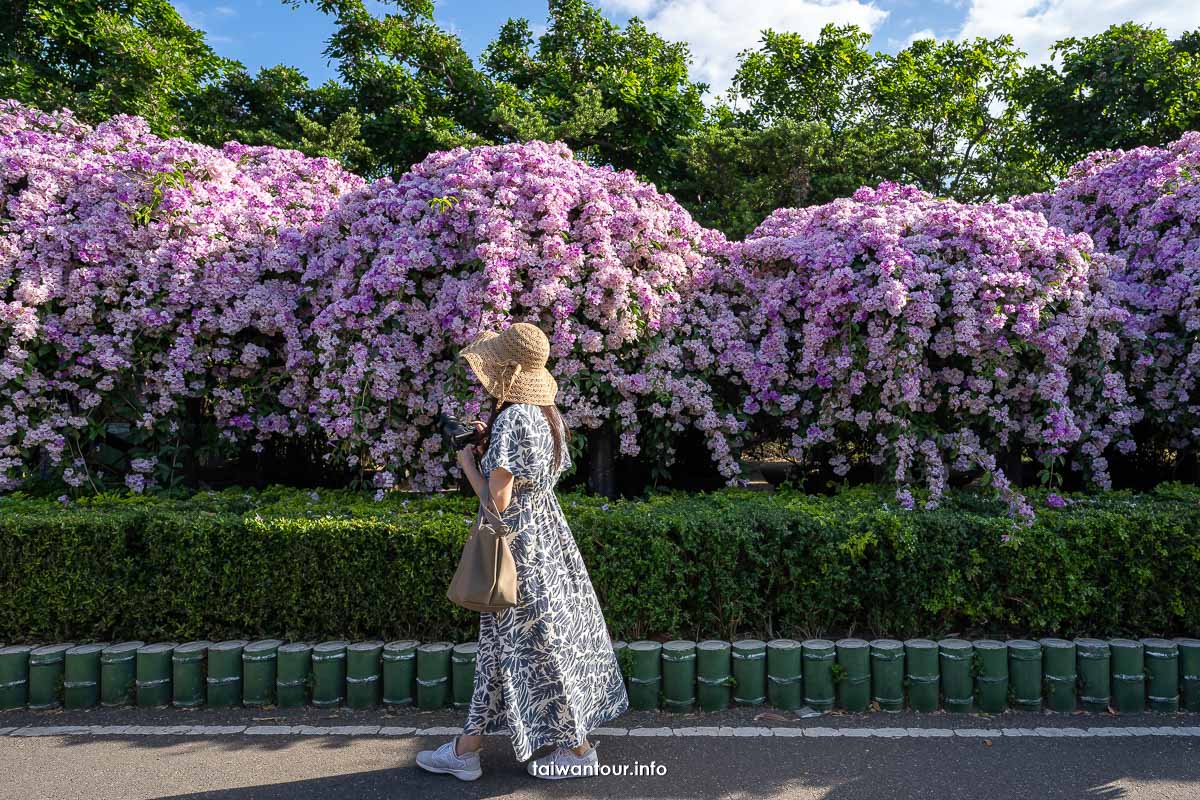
[2,706,1198,800]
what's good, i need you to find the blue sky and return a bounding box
[177,1,1200,98]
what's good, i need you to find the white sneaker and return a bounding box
[415,736,483,781]
[526,743,600,780]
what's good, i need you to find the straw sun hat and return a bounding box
[459,322,559,406]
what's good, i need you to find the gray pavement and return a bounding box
[1,705,1198,799]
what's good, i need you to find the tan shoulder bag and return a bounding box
[447,494,518,613]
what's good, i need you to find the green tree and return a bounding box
[729,24,875,132]
[867,35,1053,200]
[671,114,856,238]
[287,0,497,176]
[0,0,231,134]
[181,65,374,173]
[681,23,1052,230]
[715,24,906,219]
[1014,22,1200,167]
[484,0,706,182]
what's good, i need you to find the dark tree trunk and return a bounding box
[1001,446,1025,487]
[587,426,615,498]
[1176,448,1200,484]
[183,396,204,487]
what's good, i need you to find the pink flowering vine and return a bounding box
[290,140,745,491]
[1,99,1192,519]
[0,101,364,490]
[722,183,1139,517]
[1016,133,1200,448]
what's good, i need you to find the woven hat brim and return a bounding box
[460,340,559,406]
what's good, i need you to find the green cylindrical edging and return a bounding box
[835,639,870,713]
[662,640,697,711]
[869,639,904,712]
[1040,638,1077,713]
[973,640,1008,714]
[382,640,418,707]
[698,640,732,712]
[100,642,143,707]
[1110,638,1145,713]
[242,639,283,707]
[1075,638,1111,711]
[939,639,973,713]
[346,641,384,710]
[172,641,211,709]
[766,639,802,711]
[1176,638,1200,713]
[0,645,34,710]
[206,640,248,708]
[311,640,350,708]
[612,640,627,675]
[1007,639,1042,712]
[905,639,939,712]
[416,641,452,710]
[28,643,75,710]
[1141,638,1179,713]
[732,639,767,706]
[450,642,478,709]
[276,642,313,708]
[136,643,178,708]
[626,641,662,711]
[17,631,1191,717]
[64,643,107,710]
[802,639,835,712]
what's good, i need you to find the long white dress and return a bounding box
[461,402,629,761]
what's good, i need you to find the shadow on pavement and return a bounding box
[6,706,1200,799]
[115,735,1200,800]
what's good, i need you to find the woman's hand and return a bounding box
[470,420,487,458]
[457,422,487,469]
[456,444,477,472]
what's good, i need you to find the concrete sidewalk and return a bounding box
[1,706,1198,799]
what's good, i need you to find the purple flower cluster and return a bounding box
[1015,133,1200,446]
[291,140,744,491]
[2,99,1195,516]
[724,183,1138,518]
[0,101,364,490]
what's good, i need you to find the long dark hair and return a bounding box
[483,398,570,471]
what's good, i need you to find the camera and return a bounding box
[437,412,485,451]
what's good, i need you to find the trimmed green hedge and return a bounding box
[1,485,1198,643]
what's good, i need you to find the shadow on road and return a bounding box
[5,706,1200,799]
[62,734,1200,800]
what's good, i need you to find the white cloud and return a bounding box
[958,0,1200,64]
[603,0,659,13]
[214,5,237,16]
[886,27,936,50]
[598,0,889,98]
[903,28,937,47]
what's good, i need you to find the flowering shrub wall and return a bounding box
[1,99,1198,513]
[291,140,745,492]
[1015,133,1200,447]
[0,101,363,491]
[723,184,1139,517]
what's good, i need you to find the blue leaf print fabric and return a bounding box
[462,402,629,761]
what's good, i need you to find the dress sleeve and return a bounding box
[481,405,530,480]
[557,433,573,476]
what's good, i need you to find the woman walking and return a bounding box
[416,322,629,781]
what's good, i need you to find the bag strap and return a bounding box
[477,490,511,532]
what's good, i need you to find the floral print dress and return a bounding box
[462,402,629,761]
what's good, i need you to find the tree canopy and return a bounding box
[1,2,1194,235]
